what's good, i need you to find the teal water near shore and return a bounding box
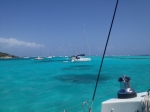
[0,56,150,112]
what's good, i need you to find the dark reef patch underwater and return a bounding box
[62,64,94,71]
[53,73,110,84]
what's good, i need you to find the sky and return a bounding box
[0,0,150,57]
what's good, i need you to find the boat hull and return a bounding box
[72,57,91,62]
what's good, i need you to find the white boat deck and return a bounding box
[101,92,146,112]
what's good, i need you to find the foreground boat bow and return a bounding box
[101,92,146,112]
[101,76,150,112]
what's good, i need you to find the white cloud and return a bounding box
[0,37,44,48]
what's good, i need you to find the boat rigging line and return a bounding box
[91,0,119,110]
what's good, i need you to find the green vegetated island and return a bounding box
[0,52,19,59]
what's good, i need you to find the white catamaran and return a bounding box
[71,54,91,62]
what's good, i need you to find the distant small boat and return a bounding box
[46,56,52,58]
[34,56,43,60]
[23,56,29,58]
[35,44,43,60]
[46,51,52,58]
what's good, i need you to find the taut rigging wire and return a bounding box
[92,0,119,105]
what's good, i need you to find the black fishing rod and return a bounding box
[92,0,119,104]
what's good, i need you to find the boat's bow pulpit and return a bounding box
[101,76,146,112]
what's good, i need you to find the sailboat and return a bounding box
[23,51,29,58]
[34,56,43,60]
[46,51,52,58]
[34,44,44,60]
[71,24,91,62]
[64,49,68,57]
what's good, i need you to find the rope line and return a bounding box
[141,90,150,112]
[92,0,119,103]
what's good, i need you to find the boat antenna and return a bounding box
[91,0,119,106]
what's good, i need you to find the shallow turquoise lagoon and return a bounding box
[0,56,150,112]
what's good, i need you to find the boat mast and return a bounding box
[83,23,91,56]
[84,23,91,55]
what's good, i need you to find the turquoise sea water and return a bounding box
[0,56,150,112]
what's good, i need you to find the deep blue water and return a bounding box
[0,56,150,112]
